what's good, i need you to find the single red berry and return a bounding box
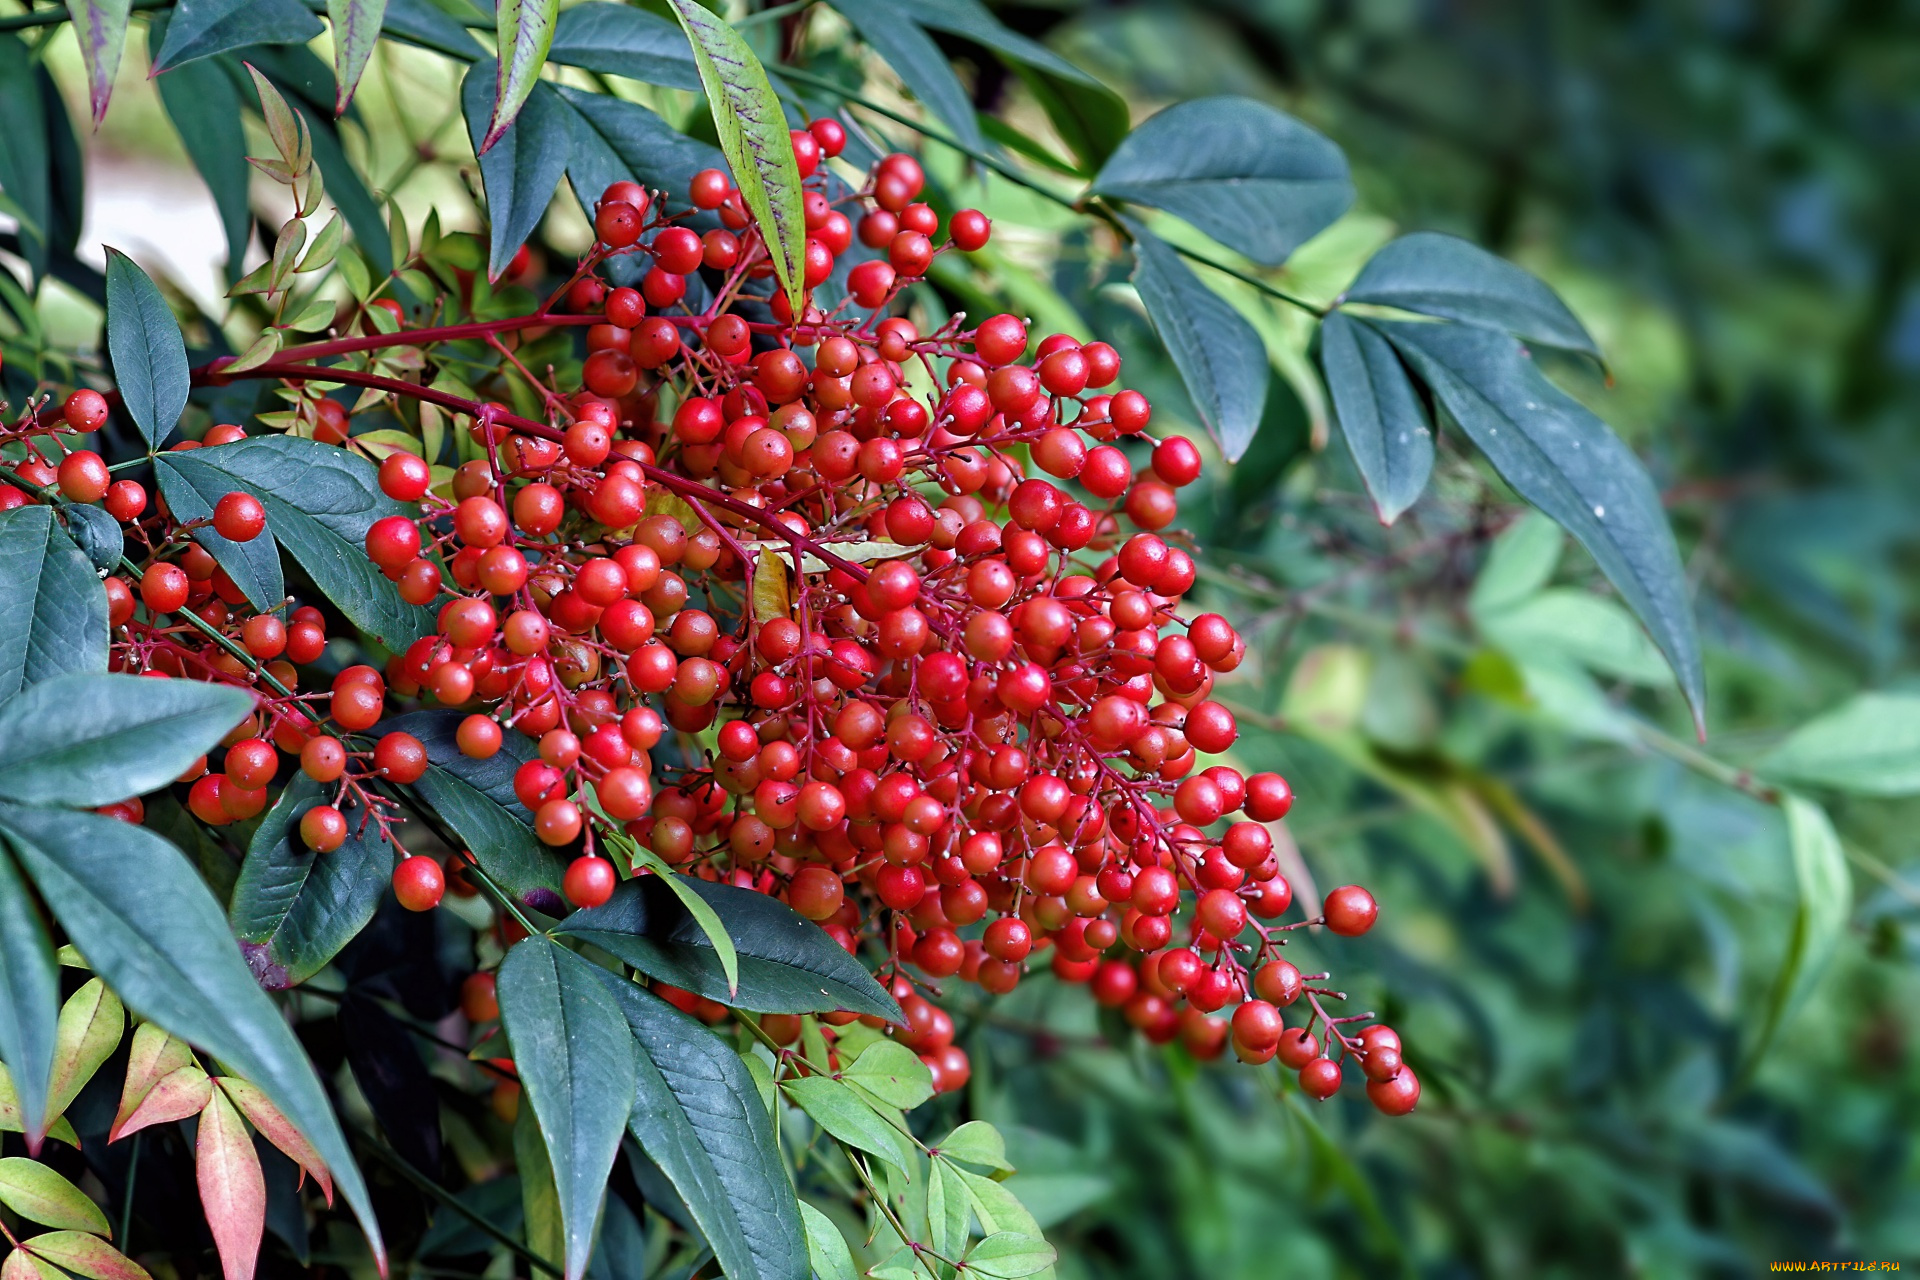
[57,450,110,503]
[393,855,446,911]
[1324,885,1378,937]
[563,856,617,908]
[212,491,267,542]
[63,388,109,433]
[461,972,500,1021]
[1367,1068,1420,1115]
[1299,1056,1343,1100]
[300,805,348,853]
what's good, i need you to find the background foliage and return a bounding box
[1,0,1917,1276]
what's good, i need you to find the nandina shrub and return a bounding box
[0,2,1703,1277]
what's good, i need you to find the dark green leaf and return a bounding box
[0,803,385,1267]
[1127,223,1269,461]
[498,937,635,1280]
[0,506,109,703]
[230,778,395,989]
[152,0,324,72]
[483,0,560,153]
[556,86,724,223]
[1757,693,1920,796]
[39,67,83,263]
[463,63,571,281]
[327,0,387,113]
[0,673,250,809]
[0,36,51,277]
[556,875,900,1020]
[0,842,58,1153]
[828,0,985,152]
[377,0,482,60]
[1320,312,1434,523]
[1343,232,1598,358]
[1095,97,1351,267]
[377,710,564,901]
[150,24,250,279]
[1378,320,1704,726]
[67,0,134,127]
[594,972,808,1280]
[153,436,431,648]
[548,2,698,91]
[105,249,190,449]
[664,0,806,316]
[58,504,124,574]
[153,450,285,614]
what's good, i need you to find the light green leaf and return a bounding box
[1478,589,1673,686]
[1468,511,1564,617]
[483,0,560,154]
[963,1232,1056,1279]
[47,978,122,1121]
[927,1159,969,1264]
[0,841,59,1152]
[0,1065,80,1148]
[781,1075,913,1172]
[934,1121,1013,1173]
[327,0,388,114]
[0,1158,111,1235]
[799,1200,857,1280]
[1748,796,1850,1070]
[66,0,133,127]
[19,1231,151,1280]
[842,1040,934,1111]
[1758,693,1920,796]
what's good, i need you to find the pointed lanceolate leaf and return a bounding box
[150,0,322,73]
[547,2,698,91]
[1757,692,1920,796]
[828,0,985,151]
[149,25,249,276]
[555,875,900,1020]
[0,508,107,704]
[1095,98,1352,266]
[1378,320,1704,727]
[112,1022,193,1139]
[0,674,250,809]
[498,938,636,1280]
[103,249,188,449]
[66,0,133,127]
[1319,311,1434,523]
[0,805,384,1269]
[230,778,393,989]
[377,710,564,901]
[1749,796,1850,1070]
[327,0,387,114]
[19,1232,150,1280]
[483,0,559,153]
[0,1158,111,1235]
[150,446,281,615]
[463,63,571,281]
[963,1233,1057,1279]
[799,1201,857,1280]
[217,1077,334,1206]
[197,1084,266,1280]
[594,973,809,1280]
[1127,223,1269,461]
[46,978,123,1122]
[0,843,58,1154]
[664,0,806,316]
[556,86,723,224]
[1342,232,1599,359]
[153,436,431,648]
[0,1068,78,1149]
[841,1040,934,1111]
[780,1075,912,1171]
[110,1063,212,1142]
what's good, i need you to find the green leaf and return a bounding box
[151,450,284,615]
[0,36,51,277]
[556,86,724,225]
[1756,693,1920,796]
[1282,1091,1402,1257]
[0,674,250,809]
[842,1040,934,1111]
[513,1104,567,1269]
[0,1158,110,1235]
[0,1067,78,1149]
[295,215,342,272]
[799,1200,857,1280]
[1379,320,1705,730]
[1747,795,1850,1073]
[378,0,482,60]
[1095,98,1352,267]
[555,874,898,1019]
[230,778,394,989]
[377,710,564,901]
[1342,232,1599,359]
[498,937,636,1280]
[483,0,560,154]
[150,33,250,277]
[928,1158,969,1264]
[954,1170,1042,1244]
[1319,312,1433,524]
[0,805,385,1269]
[17,1232,151,1280]
[1477,589,1673,686]
[664,0,806,316]
[828,0,985,152]
[1467,511,1563,617]
[104,249,189,449]
[547,2,698,91]
[594,973,809,1280]
[283,294,337,331]
[327,0,387,114]
[1126,223,1269,461]
[0,507,108,705]
[781,1075,912,1171]
[964,1233,1057,1279]
[59,504,125,574]
[462,64,571,281]
[153,436,431,648]
[46,978,122,1121]
[0,843,58,1153]
[66,0,134,127]
[934,1121,1013,1173]
[151,0,323,73]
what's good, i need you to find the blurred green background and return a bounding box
[11,0,1920,1274]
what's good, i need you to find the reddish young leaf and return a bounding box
[110,1066,211,1143]
[22,1231,153,1280]
[214,1077,333,1206]
[196,1089,265,1280]
[1,1248,61,1280]
[111,1023,194,1141]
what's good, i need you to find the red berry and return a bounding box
[393,855,446,911]
[1367,1068,1420,1115]
[212,491,266,542]
[1324,885,1377,937]
[563,856,617,908]
[300,805,348,853]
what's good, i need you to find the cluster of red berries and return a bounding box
[6,122,1416,1112]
